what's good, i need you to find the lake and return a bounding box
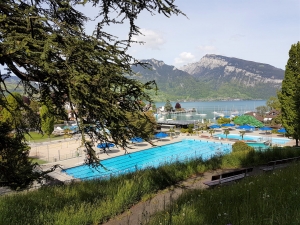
[154,100,267,122]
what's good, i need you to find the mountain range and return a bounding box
[3,54,285,102]
[131,54,284,102]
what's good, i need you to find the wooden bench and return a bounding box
[203,167,253,187]
[260,156,300,172]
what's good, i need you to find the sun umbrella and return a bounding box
[260,126,273,135]
[97,143,115,150]
[130,137,143,143]
[209,124,221,129]
[155,132,168,139]
[221,123,235,127]
[278,128,286,133]
[237,124,255,131]
[260,126,273,131]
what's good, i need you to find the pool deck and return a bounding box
[34,128,295,183]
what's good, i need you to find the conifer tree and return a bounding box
[0,122,40,190]
[1,93,25,129]
[164,100,173,112]
[278,42,300,146]
[0,0,184,172]
[40,103,54,138]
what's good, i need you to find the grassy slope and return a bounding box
[1,147,300,224]
[147,163,300,225]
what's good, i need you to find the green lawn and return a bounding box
[25,132,65,143]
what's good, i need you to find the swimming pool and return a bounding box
[246,142,269,149]
[63,139,232,180]
[214,134,290,145]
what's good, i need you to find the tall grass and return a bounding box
[1,146,300,224]
[0,158,208,225]
[146,162,300,225]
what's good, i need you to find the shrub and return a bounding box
[180,128,188,133]
[232,141,253,153]
[187,124,194,134]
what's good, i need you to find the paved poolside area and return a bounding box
[31,128,294,182]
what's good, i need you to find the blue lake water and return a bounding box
[154,100,267,121]
[63,139,232,180]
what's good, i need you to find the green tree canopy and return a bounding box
[256,105,268,117]
[223,128,230,139]
[175,102,181,110]
[40,103,54,137]
[266,96,281,111]
[164,100,173,112]
[216,117,231,125]
[126,111,157,140]
[278,42,300,146]
[0,92,24,129]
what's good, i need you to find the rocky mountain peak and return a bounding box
[149,58,165,67]
[180,54,231,75]
[180,54,284,82]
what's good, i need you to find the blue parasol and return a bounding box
[221,123,235,127]
[237,124,255,131]
[155,132,168,139]
[210,124,221,129]
[278,128,286,133]
[260,126,273,131]
[97,142,115,149]
[130,137,143,143]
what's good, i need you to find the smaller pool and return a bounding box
[214,134,290,145]
[246,142,269,149]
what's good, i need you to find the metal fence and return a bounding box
[39,148,85,163]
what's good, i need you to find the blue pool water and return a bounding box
[214,134,290,145]
[246,142,269,149]
[63,139,232,180]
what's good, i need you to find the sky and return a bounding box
[80,0,300,70]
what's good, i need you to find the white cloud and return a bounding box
[198,45,216,52]
[174,52,196,66]
[132,28,165,50]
